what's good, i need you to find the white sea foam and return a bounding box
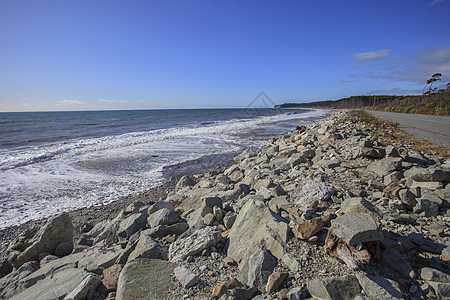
[0,109,328,228]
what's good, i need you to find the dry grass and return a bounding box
[343,110,449,158]
[365,99,450,116]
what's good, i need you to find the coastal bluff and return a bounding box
[1,110,449,299]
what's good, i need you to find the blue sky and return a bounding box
[0,0,449,111]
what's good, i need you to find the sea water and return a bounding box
[0,108,328,228]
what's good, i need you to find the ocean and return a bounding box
[0,108,328,228]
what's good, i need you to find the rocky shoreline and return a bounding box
[1,110,449,300]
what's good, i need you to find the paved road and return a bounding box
[365,110,450,150]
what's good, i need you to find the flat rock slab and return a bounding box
[307,275,361,300]
[356,273,403,300]
[10,268,90,300]
[331,212,383,245]
[116,258,176,300]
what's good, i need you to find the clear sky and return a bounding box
[0,0,449,111]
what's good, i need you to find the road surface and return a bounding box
[365,110,450,150]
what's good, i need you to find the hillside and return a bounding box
[277,93,450,115]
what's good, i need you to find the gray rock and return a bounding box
[398,189,416,208]
[291,178,334,206]
[384,171,403,185]
[0,258,12,278]
[12,213,74,268]
[382,248,414,278]
[169,226,222,262]
[203,213,215,226]
[286,287,302,300]
[148,201,174,215]
[176,175,196,190]
[331,212,383,245]
[78,244,123,275]
[287,153,307,168]
[226,198,299,273]
[223,211,237,229]
[405,151,428,165]
[413,198,439,217]
[429,281,450,298]
[359,147,385,159]
[55,241,73,257]
[356,273,403,299]
[421,267,450,283]
[116,258,176,300]
[174,265,200,288]
[117,210,148,239]
[64,274,102,300]
[200,197,223,217]
[128,230,168,261]
[340,197,381,221]
[91,211,124,245]
[404,167,449,182]
[147,222,188,238]
[367,158,402,177]
[246,246,277,290]
[9,268,90,300]
[385,145,400,157]
[147,208,179,228]
[307,275,361,300]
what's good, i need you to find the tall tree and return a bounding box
[423,73,442,95]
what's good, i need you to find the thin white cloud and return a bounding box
[56,99,85,106]
[430,0,446,5]
[352,49,391,60]
[365,87,422,95]
[99,99,127,104]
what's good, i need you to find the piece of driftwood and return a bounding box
[324,228,376,270]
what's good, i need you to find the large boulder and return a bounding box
[117,210,148,239]
[340,197,381,221]
[367,158,402,177]
[78,244,123,275]
[147,208,179,228]
[116,258,176,300]
[307,275,361,300]
[356,273,403,300]
[169,226,222,262]
[9,268,90,300]
[12,213,74,268]
[330,212,383,245]
[227,198,299,272]
[128,230,168,261]
[246,246,277,291]
[404,167,449,182]
[291,178,334,207]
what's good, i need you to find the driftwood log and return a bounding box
[324,228,378,270]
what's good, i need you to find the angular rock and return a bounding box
[398,189,416,208]
[148,201,174,215]
[147,222,188,238]
[367,158,402,177]
[307,275,361,300]
[293,216,328,240]
[246,246,277,290]
[200,197,223,217]
[291,178,334,206]
[428,281,450,298]
[227,199,299,273]
[331,212,383,245]
[117,210,148,239]
[223,212,237,229]
[12,213,74,268]
[405,151,428,165]
[382,248,414,277]
[169,226,222,262]
[266,271,288,293]
[404,167,449,182]
[340,197,381,221]
[147,208,179,228]
[384,171,403,185]
[214,278,245,298]
[176,175,196,190]
[356,273,403,300]
[9,268,90,300]
[421,267,450,283]
[174,265,200,288]
[203,213,215,226]
[102,264,123,292]
[0,258,12,278]
[413,198,439,217]
[64,274,102,300]
[116,258,176,300]
[410,181,443,190]
[128,230,168,261]
[55,241,73,257]
[78,244,123,275]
